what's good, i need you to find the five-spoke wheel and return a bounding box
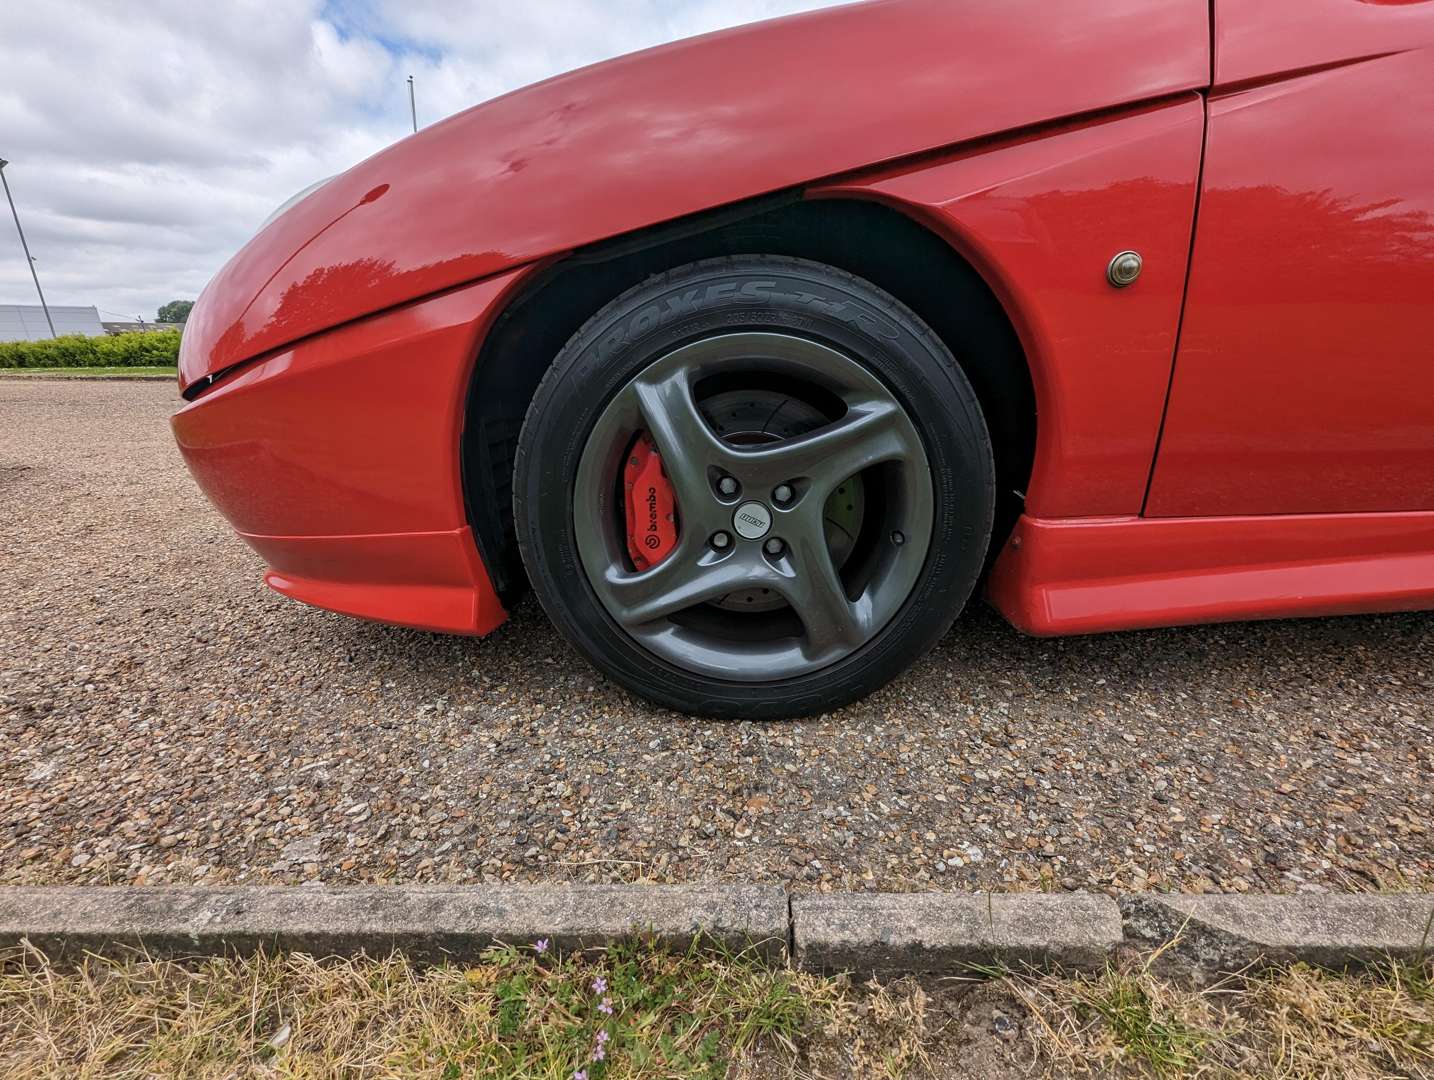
[574,332,933,680]
[515,255,995,718]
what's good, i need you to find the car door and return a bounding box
[1145,0,1434,517]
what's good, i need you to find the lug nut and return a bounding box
[711,531,731,549]
[891,531,906,546]
[764,537,785,556]
[772,483,794,505]
[717,475,739,497]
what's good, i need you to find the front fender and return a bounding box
[181,0,1207,391]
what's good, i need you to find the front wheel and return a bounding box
[513,255,995,719]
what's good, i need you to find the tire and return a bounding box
[513,255,995,719]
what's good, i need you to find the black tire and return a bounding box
[513,255,995,718]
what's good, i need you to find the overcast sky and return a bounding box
[0,0,847,321]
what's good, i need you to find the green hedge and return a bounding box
[0,330,181,369]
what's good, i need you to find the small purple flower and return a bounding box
[596,1030,610,1045]
[533,938,549,955]
[592,1045,606,1063]
[598,996,614,1015]
[592,976,607,994]
[574,1071,588,1080]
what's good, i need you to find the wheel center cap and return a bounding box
[732,501,773,541]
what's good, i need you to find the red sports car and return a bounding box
[172,0,1434,718]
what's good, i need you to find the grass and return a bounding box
[2,940,1431,1079]
[1070,972,1208,1074]
[0,365,176,377]
[0,940,832,1080]
[977,957,1434,1079]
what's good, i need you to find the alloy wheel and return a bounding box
[573,331,934,682]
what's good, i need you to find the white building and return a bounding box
[0,304,105,342]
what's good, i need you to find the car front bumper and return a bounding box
[171,270,526,636]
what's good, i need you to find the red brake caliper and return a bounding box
[623,432,679,570]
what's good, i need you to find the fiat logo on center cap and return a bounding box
[733,501,773,541]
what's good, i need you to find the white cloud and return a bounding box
[0,0,848,320]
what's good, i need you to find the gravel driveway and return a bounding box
[2,379,1430,894]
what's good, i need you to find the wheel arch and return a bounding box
[462,194,1036,603]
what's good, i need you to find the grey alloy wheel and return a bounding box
[573,331,934,681]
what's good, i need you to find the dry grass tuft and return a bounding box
[975,955,1434,1079]
[1241,961,1434,1079]
[800,975,935,1078]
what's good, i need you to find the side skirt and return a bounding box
[987,511,1434,636]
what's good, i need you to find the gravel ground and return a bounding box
[2,379,1431,894]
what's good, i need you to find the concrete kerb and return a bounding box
[0,884,790,966]
[1120,892,1434,979]
[791,891,1122,976]
[1,885,1430,978]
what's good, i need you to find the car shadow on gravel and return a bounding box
[325,595,1434,727]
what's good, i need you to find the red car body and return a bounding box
[172,0,1434,640]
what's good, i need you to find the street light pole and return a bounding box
[0,158,57,339]
[407,75,418,134]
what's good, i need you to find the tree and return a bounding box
[157,300,194,323]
